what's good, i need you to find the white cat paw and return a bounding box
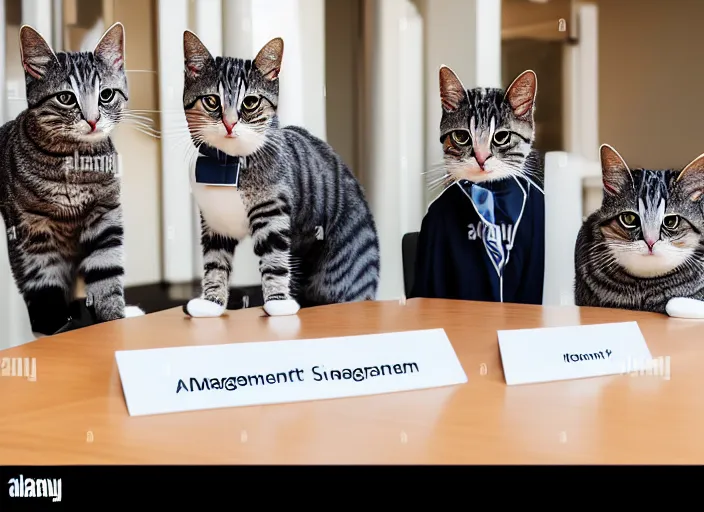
[666,297,704,319]
[125,306,145,318]
[184,298,226,318]
[263,299,300,317]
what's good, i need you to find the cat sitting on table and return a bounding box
[575,144,704,318]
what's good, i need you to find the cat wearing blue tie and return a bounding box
[411,67,545,304]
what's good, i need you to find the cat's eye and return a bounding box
[618,212,640,229]
[493,130,510,146]
[56,92,76,107]
[201,95,221,112]
[663,215,680,230]
[451,130,470,146]
[99,88,115,103]
[241,95,261,112]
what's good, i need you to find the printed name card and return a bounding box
[497,321,652,385]
[115,329,467,416]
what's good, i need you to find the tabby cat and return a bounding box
[182,32,380,317]
[574,144,704,317]
[411,66,544,304]
[0,23,143,336]
[435,66,543,187]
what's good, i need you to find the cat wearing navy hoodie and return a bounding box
[411,67,545,304]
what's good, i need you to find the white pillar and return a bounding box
[563,3,598,161]
[296,0,326,140]
[158,0,194,283]
[475,0,502,89]
[21,0,52,90]
[194,0,222,56]
[250,0,326,139]
[398,1,424,238]
[52,0,63,50]
[190,0,223,279]
[222,0,252,57]
[22,0,53,40]
[361,0,406,301]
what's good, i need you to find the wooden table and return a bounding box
[0,298,701,464]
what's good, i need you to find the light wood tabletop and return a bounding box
[0,298,701,464]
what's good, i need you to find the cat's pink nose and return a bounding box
[87,120,97,132]
[222,119,236,135]
[645,238,657,252]
[475,152,490,169]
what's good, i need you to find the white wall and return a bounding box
[114,0,162,286]
[598,0,704,170]
[158,0,193,284]
[360,0,426,300]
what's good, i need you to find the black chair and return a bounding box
[402,232,419,297]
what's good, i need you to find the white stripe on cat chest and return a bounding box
[192,181,249,240]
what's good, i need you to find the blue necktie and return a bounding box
[469,183,505,275]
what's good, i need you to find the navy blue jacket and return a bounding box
[411,172,545,305]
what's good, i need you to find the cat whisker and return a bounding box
[119,121,161,139]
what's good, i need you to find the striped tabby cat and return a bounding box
[0,23,143,336]
[436,66,543,187]
[575,144,704,318]
[182,32,379,317]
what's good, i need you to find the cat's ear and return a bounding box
[254,38,284,81]
[94,22,125,71]
[677,153,704,202]
[439,66,467,113]
[19,25,58,80]
[505,70,537,119]
[600,144,633,196]
[183,30,214,78]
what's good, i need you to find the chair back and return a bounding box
[401,232,419,297]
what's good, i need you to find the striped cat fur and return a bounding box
[0,23,143,336]
[182,33,380,317]
[575,144,704,318]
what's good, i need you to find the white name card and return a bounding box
[497,321,653,386]
[115,328,467,416]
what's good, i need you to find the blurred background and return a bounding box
[2,0,703,347]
